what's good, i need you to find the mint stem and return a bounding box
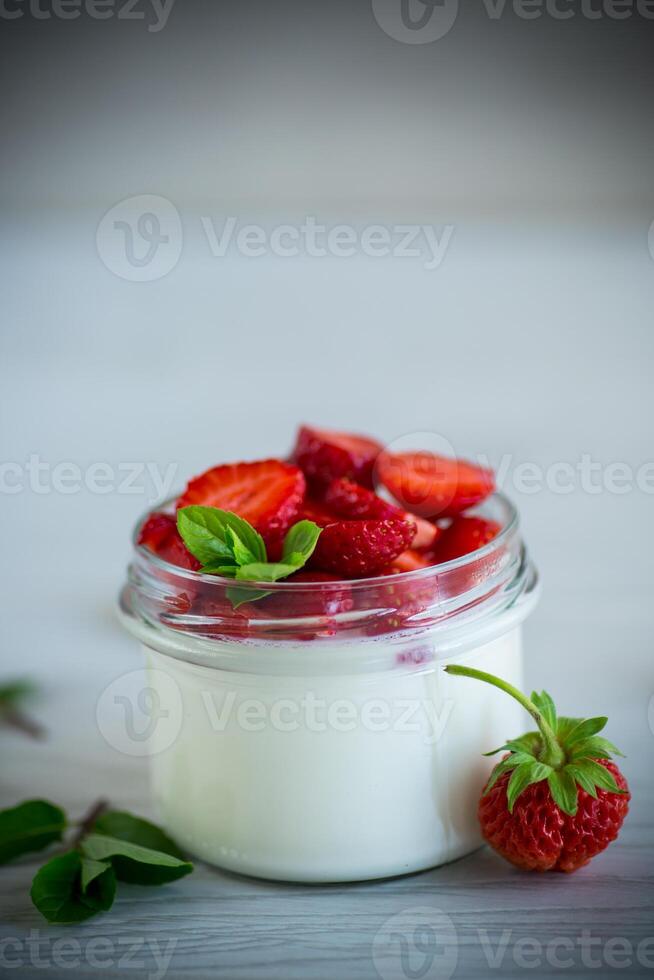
[444,664,565,768]
[71,798,108,849]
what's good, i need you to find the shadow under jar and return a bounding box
[118,491,538,883]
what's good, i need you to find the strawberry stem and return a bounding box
[444,664,565,768]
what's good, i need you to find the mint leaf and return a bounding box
[80,833,193,885]
[0,680,36,707]
[226,585,271,608]
[282,520,322,564]
[177,506,266,566]
[92,811,186,860]
[236,562,300,583]
[0,800,66,864]
[224,526,259,566]
[200,563,239,576]
[31,851,116,924]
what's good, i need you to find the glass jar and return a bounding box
[118,491,538,883]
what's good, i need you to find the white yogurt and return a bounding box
[140,627,525,882]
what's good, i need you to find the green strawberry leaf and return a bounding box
[531,690,557,732]
[568,735,624,761]
[31,851,116,924]
[547,769,579,816]
[506,761,552,812]
[0,800,66,865]
[483,732,541,757]
[555,716,584,741]
[92,811,186,860]
[483,752,533,794]
[560,716,608,747]
[577,759,626,794]
[80,833,193,886]
[564,763,599,799]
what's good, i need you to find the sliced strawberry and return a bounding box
[298,497,339,528]
[435,516,501,563]
[292,426,382,489]
[411,516,441,550]
[386,549,432,573]
[177,459,305,556]
[309,519,414,578]
[323,478,404,521]
[320,479,445,551]
[138,512,201,571]
[254,571,354,619]
[377,450,495,518]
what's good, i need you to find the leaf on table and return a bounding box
[92,811,186,860]
[80,833,193,885]
[0,800,66,865]
[30,851,116,924]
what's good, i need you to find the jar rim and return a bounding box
[130,491,519,591]
[120,492,536,649]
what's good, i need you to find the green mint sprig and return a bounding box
[0,799,193,924]
[0,680,44,740]
[177,506,322,590]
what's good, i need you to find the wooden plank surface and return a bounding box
[1,621,652,980]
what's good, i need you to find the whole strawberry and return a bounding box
[445,665,630,873]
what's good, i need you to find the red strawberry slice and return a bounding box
[386,549,432,573]
[177,459,305,556]
[138,512,201,571]
[322,478,444,551]
[309,519,414,578]
[435,516,500,563]
[323,477,405,521]
[298,497,339,528]
[410,516,441,550]
[292,426,382,489]
[254,571,354,619]
[377,450,495,518]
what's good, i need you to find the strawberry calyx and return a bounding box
[445,664,626,817]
